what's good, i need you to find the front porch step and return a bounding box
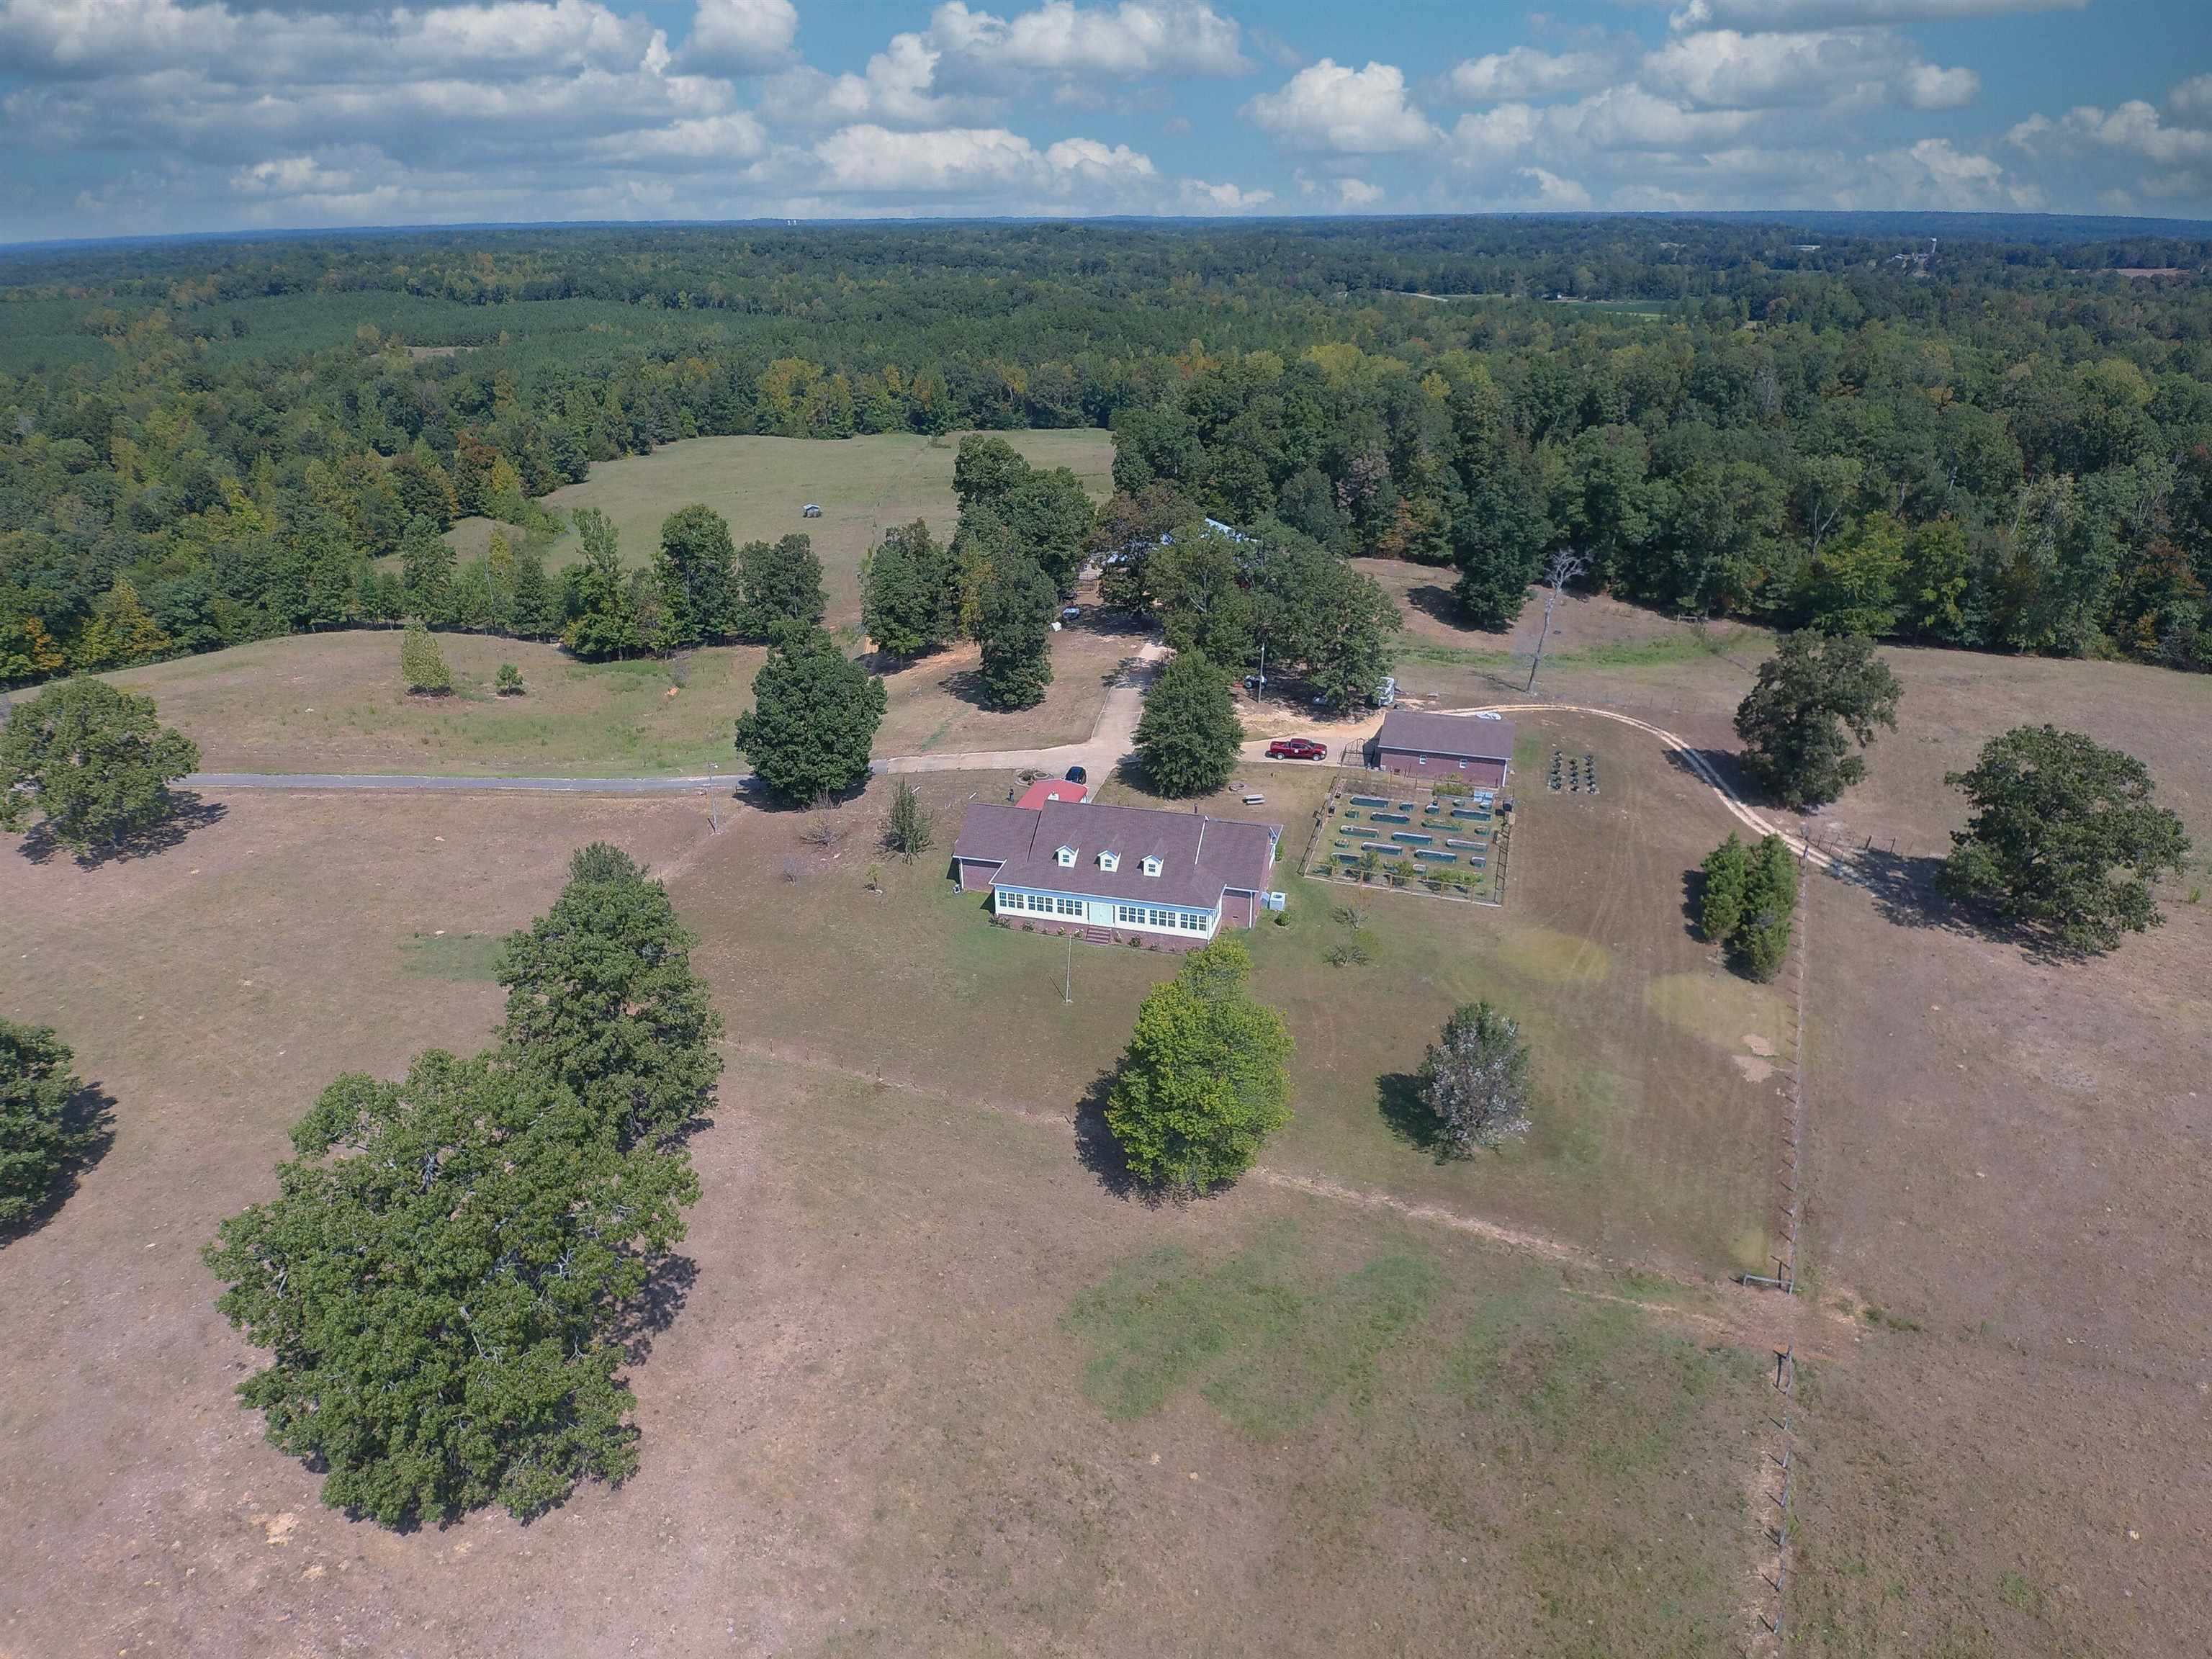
[1079,926,1115,945]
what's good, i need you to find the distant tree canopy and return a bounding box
[1734,633,1903,808]
[1938,725,2192,954]
[1134,649,1242,798]
[732,624,886,803]
[0,677,201,855]
[0,1019,92,1228]
[204,845,720,1527]
[1105,938,1293,1195]
[5,220,2212,690]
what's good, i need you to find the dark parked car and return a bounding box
[1267,737,1328,760]
[1065,765,1087,784]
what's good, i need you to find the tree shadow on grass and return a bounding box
[14,791,228,871]
[1377,1071,1449,1162]
[1837,845,2087,960]
[1073,1069,1170,1208]
[1406,583,1486,634]
[608,1251,699,1365]
[1660,744,1763,806]
[14,792,228,868]
[0,1080,117,1249]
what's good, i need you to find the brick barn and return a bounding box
[952,797,1282,948]
[1365,711,1516,786]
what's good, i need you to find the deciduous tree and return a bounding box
[204,1051,698,1527]
[1,1020,91,1226]
[496,843,724,1147]
[1734,632,1902,808]
[1133,649,1241,797]
[1105,940,1292,1195]
[654,504,740,646]
[400,620,451,693]
[0,678,200,855]
[1416,1002,1533,1155]
[732,625,886,804]
[974,552,1056,711]
[1938,726,2191,954]
[860,520,955,657]
[734,533,825,641]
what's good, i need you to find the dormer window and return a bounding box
[1055,845,1076,867]
[1141,856,1162,878]
[1098,850,1120,873]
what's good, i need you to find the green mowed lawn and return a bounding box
[683,711,1785,1279]
[449,428,1116,627]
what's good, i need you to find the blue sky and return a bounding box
[2,0,2208,241]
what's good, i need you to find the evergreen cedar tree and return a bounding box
[1133,650,1243,799]
[975,553,1056,711]
[882,779,935,863]
[1734,633,1902,809]
[1938,725,2191,955]
[860,520,958,658]
[1105,939,1293,1195]
[204,844,722,1527]
[399,619,451,693]
[12,222,2212,688]
[0,1019,93,1227]
[1699,832,1800,981]
[0,677,201,855]
[732,624,886,804]
[495,662,525,695]
[1418,1002,1534,1156]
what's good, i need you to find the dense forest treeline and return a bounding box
[3,217,2210,685]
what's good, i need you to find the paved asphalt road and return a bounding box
[186,772,740,794]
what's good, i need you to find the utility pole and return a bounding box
[1064,927,1074,1005]
[707,761,721,832]
[1524,548,1588,695]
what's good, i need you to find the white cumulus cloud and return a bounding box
[1447,45,1623,104]
[1244,59,1437,154]
[684,0,797,73]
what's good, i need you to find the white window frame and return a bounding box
[1141,856,1162,878]
[1099,850,1120,873]
[1055,845,1076,867]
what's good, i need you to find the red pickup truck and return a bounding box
[1266,737,1328,760]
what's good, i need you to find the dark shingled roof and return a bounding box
[955,799,1279,909]
[1372,711,1516,763]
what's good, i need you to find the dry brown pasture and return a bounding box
[1382,583,2212,1657]
[0,788,1773,1659]
[11,570,2212,1658]
[107,619,1141,776]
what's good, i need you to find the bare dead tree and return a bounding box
[1524,548,1588,695]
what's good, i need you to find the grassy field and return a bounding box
[449,429,1116,628]
[0,786,1771,1659]
[108,619,1142,775]
[686,712,1787,1281]
[16,547,2212,1655]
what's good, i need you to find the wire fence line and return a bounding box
[1741,850,1815,1655]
